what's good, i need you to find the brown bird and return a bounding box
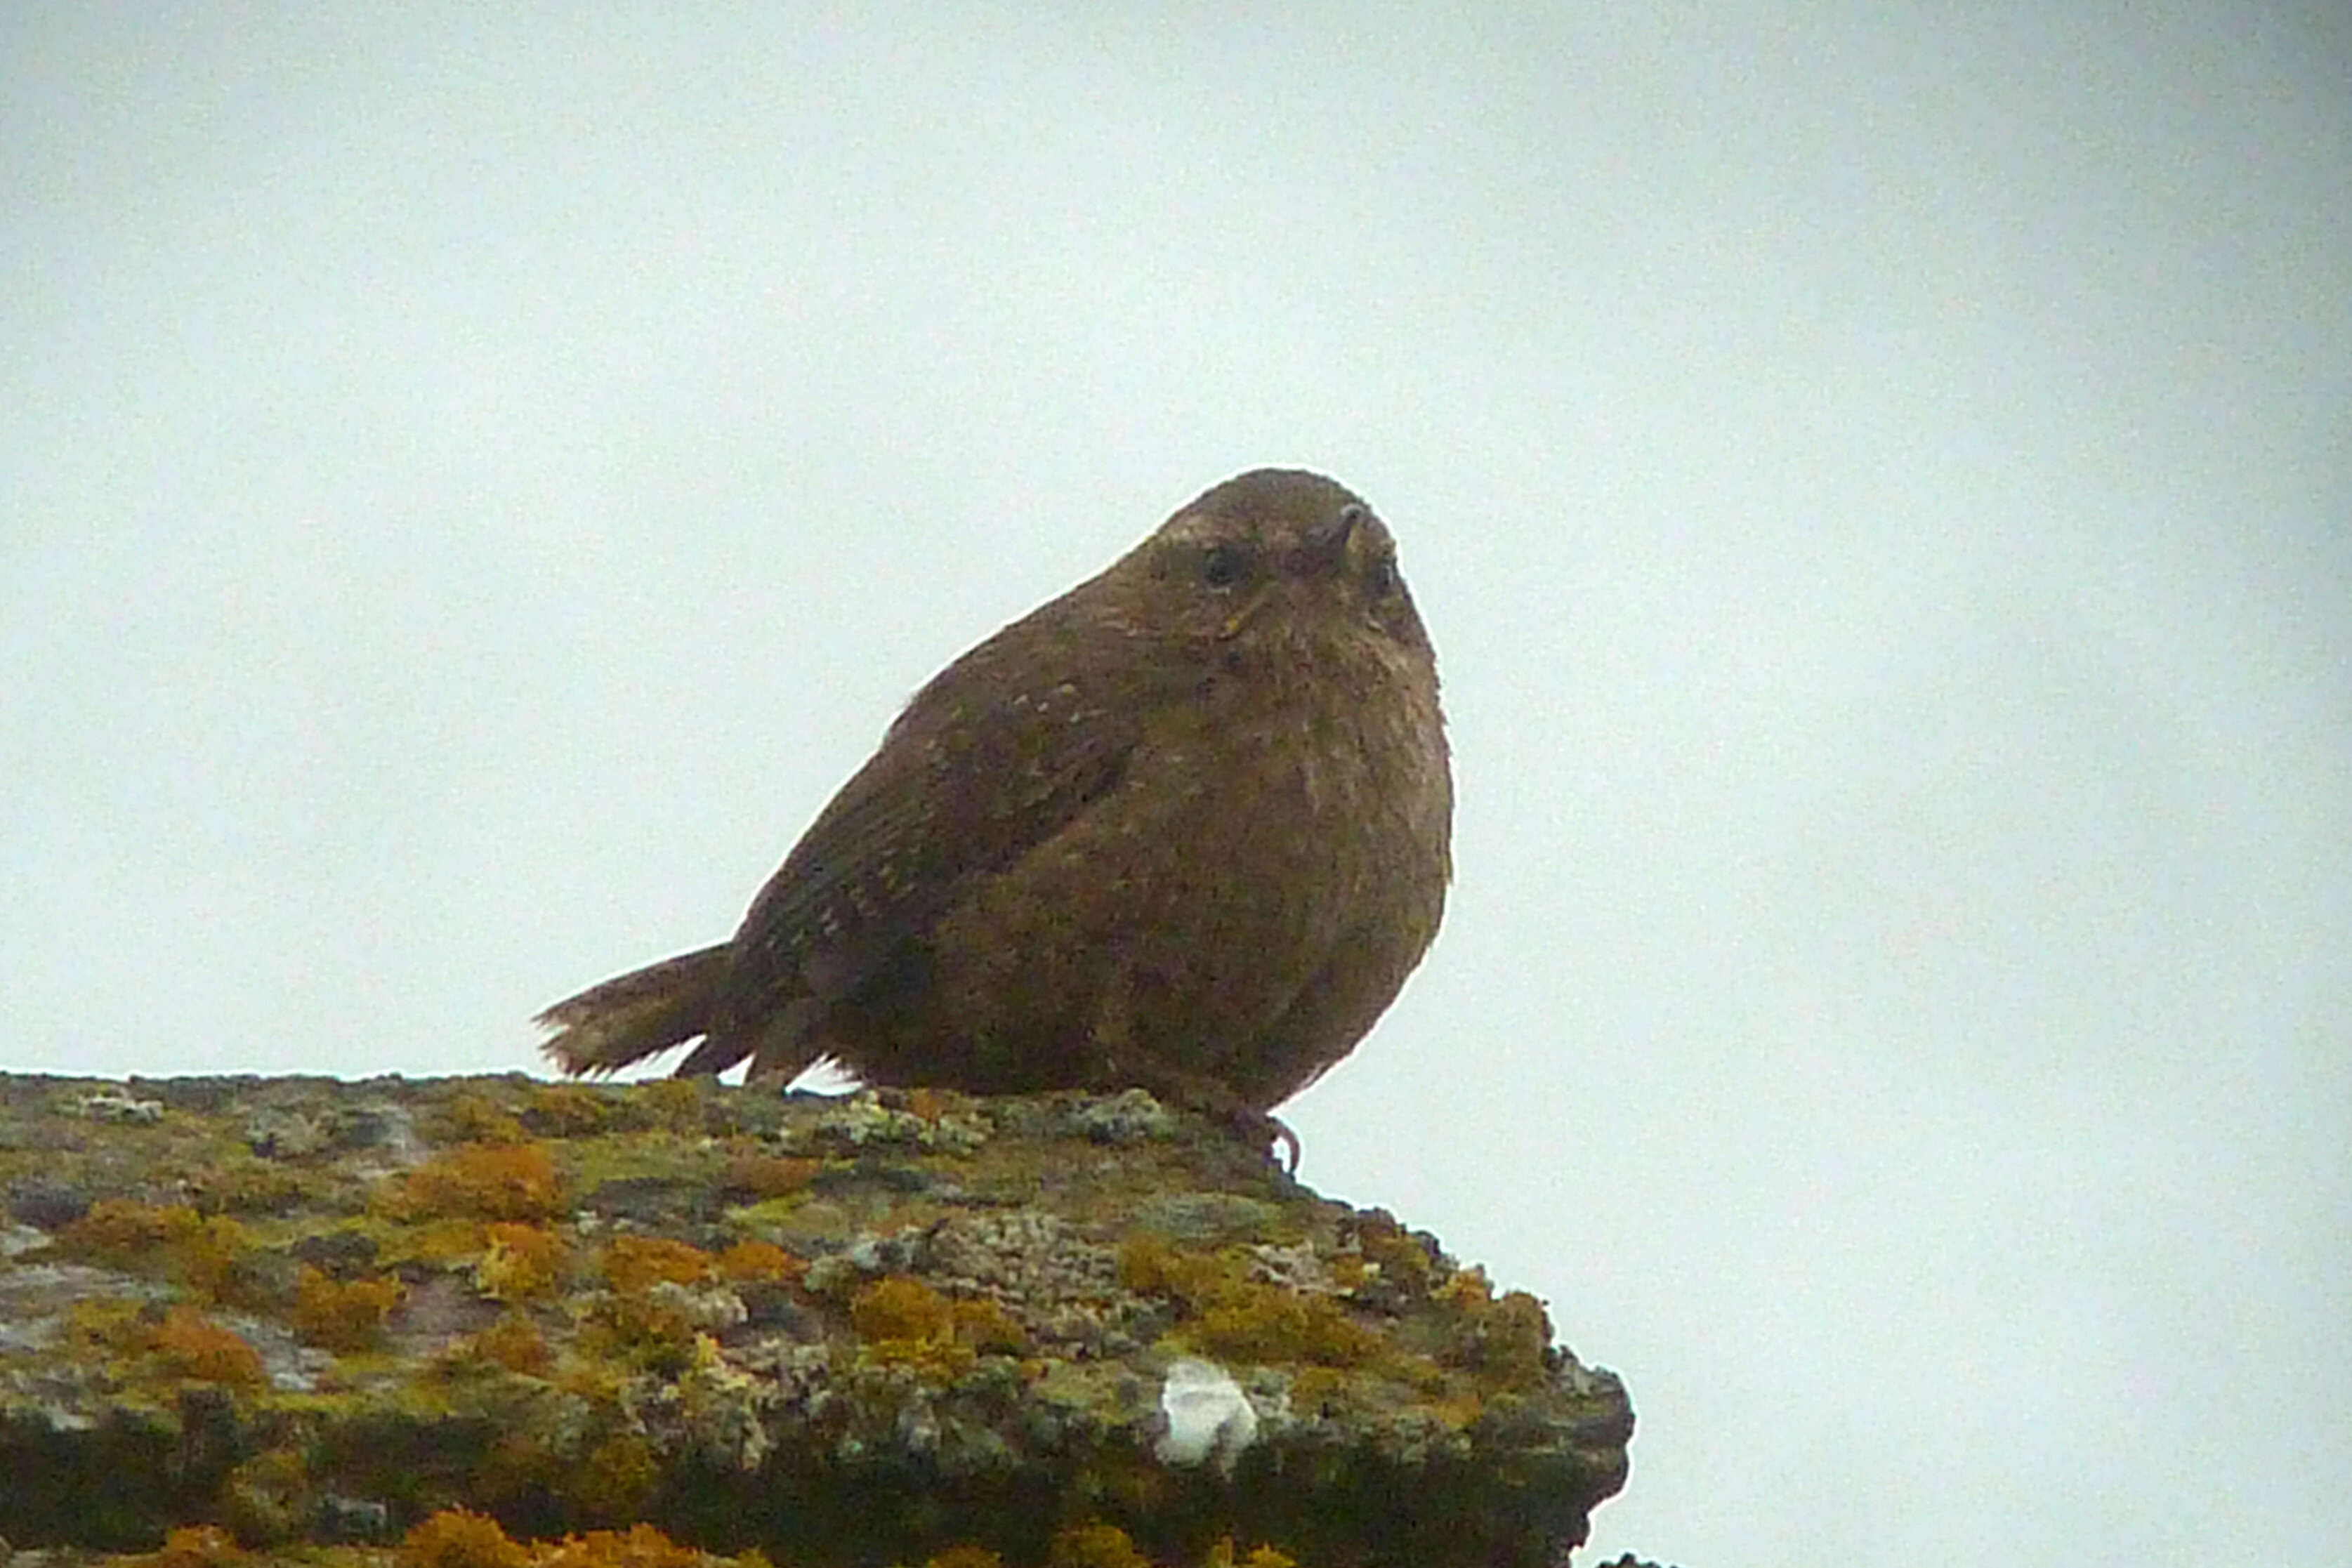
[538,468,1451,1129]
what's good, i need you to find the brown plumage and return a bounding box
[538,468,1451,1123]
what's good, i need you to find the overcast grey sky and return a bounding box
[5,6,2348,1564]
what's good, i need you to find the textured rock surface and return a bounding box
[0,1074,1634,1568]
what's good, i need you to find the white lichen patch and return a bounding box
[74,1090,162,1124]
[1155,1356,1258,1472]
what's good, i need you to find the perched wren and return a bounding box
[540,468,1451,1127]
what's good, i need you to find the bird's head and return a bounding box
[1128,468,1434,666]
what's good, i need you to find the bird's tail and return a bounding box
[537,943,732,1076]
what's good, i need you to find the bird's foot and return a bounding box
[1249,1107,1302,1175]
[1107,1055,1301,1172]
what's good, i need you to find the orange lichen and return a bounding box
[147,1304,265,1385]
[1204,1543,1297,1568]
[479,1222,568,1300]
[1191,1285,1379,1367]
[460,1312,556,1376]
[849,1274,956,1343]
[1433,1262,1494,1307]
[53,1199,251,1298]
[176,1213,254,1299]
[925,1548,1006,1568]
[1047,1523,1152,1568]
[714,1238,806,1284]
[392,1142,565,1222]
[1114,1234,1201,1297]
[146,1523,247,1568]
[1120,1235,1377,1367]
[904,1086,956,1122]
[535,1523,707,1568]
[602,1234,714,1293]
[293,1264,405,1351]
[584,1237,726,1356]
[60,1197,193,1260]
[721,1152,823,1198]
[847,1274,1001,1375]
[950,1295,1028,1355]
[399,1508,532,1568]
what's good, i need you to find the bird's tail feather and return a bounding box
[537,943,731,1076]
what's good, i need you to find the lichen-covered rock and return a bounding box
[0,1074,1634,1568]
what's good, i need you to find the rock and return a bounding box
[0,1074,1634,1568]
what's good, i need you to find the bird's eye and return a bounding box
[1366,556,1400,598]
[1201,543,1247,588]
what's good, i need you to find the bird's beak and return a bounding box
[1300,506,1362,572]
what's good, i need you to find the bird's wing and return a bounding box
[705,608,1156,1053]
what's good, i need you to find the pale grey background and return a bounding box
[6,6,2347,1564]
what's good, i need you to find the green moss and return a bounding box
[717,1150,823,1199]
[185,1155,321,1217]
[383,1215,506,1269]
[522,1082,627,1138]
[1343,1208,1440,1296]
[434,1093,532,1147]
[636,1077,711,1137]
[1433,1267,1556,1392]
[569,1435,663,1524]
[218,1447,314,1546]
